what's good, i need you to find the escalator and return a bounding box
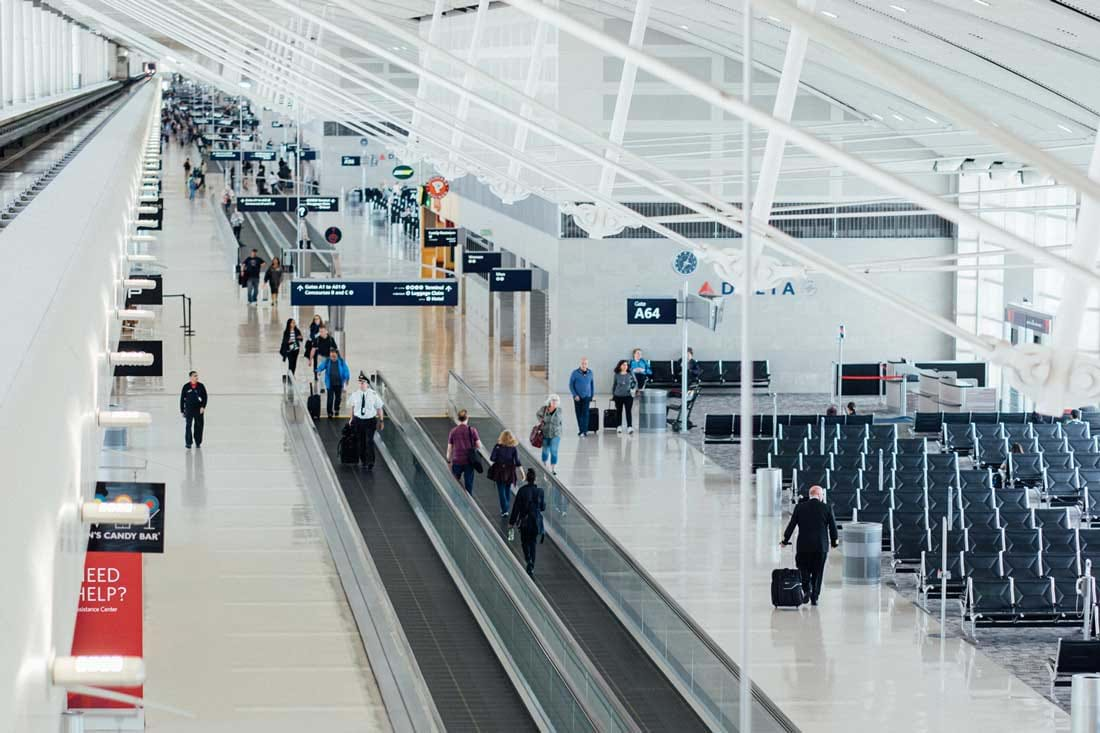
[315,419,537,731]
[416,418,711,732]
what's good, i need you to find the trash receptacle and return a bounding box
[841,521,882,585]
[638,389,668,433]
[1072,673,1100,733]
[755,468,783,517]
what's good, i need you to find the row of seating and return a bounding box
[943,420,1093,448]
[964,577,1094,630]
[704,412,876,443]
[914,410,1100,434]
[644,359,771,392]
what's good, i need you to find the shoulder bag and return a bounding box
[530,420,544,449]
[465,425,484,473]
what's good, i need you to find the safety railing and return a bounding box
[447,370,800,733]
[374,371,638,733]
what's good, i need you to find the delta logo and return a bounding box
[699,280,811,297]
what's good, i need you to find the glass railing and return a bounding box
[447,370,799,733]
[374,372,637,733]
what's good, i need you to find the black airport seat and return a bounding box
[960,509,1001,532]
[1042,528,1080,555]
[1078,529,1100,554]
[828,489,862,521]
[1045,469,1082,507]
[968,528,1005,554]
[958,469,993,489]
[1003,528,1042,553]
[891,529,931,570]
[891,471,926,493]
[1041,552,1081,580]
[1063,422,1092,440]
[775,438,807,455]
[780,423,813,441]
[1010,453,1046,486]
[965,578,1016,626]
[972,422,1003,441]
[1033,508,1074,530]
[1069,438,1099,454]
[1032,423,1063,439]
[926,453,958,472]
[1002,423,1032,442]
[1046,452,1076,472]
[959,485,996,513]
[831,452,865,471]
[830,469,864,491]
[834,438,867,455]
[800,454,833,473]
[926,470,958,492]
[943,412,972,425]
[921,549,966,595]
[768,453,799,482]
[1052,579,1093,624]
[897,438,928,454]
[972,411,999,424]
[1038,437,1069,454]
[1047,639,1100,691]
[943,423,974,453]
[1077,453,1100,470]
[890,453,925,472]
[913,412,943,434]
[964,552,1005,580]
[975,437,1009,468]
[1002,551,1044,578]
[703,414,735,444]
[995,489,1031,511]
[649,360,675,385]
[1014,578,1059,623]
[997,507,1035,529]
[752,439,775,469]
[836,424,869,440]
[999,412,1030,424]
[890,490,926,514]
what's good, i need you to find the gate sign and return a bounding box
[375,281,458,306]
[325,226,342,244]
[88,481,166,553]
[627,297,678,325]
[291,280,375,306]
[425,175,449,200]
[341,155,361,167]
[393,164,415,180]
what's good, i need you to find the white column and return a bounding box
[34,5,44,97]
[27,3,39,99]
[0,0,13,108]
[11,0,26,103]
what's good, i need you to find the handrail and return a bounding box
[447,369,801,733]
[375,371,639,733]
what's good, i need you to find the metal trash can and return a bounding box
[841,521,882,585]
[638,389,668,433]
[755,468,783,517]
[1073,673,1100,733]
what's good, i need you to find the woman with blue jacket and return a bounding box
[629,348,652,391]
[315,348,350,418]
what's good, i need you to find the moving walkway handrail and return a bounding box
[375,371,639,733]
[447,370,800,733]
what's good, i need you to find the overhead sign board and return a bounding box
[88,481,166,553]
[291,280,374,306]
[490,269,533,292]
[1005,304,1053,335]
[375,281,458,306]
[271,120,284,128]
[300,149,318,161]
[300,196,339,212]
[341,155,361,166]
[243,150,277,161]
[627,297,678,325]
[425,228,459,247]
[209,150,238,160]
[463,251,502,273]
[237,196,289,212]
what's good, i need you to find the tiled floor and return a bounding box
[103,138,391,732]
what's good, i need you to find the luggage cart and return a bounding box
[668,383,701,432]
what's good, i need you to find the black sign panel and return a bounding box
[375,281,458,306]
[237,196,290,212]
[425,228,459,247]
[300,196,339,213]
[88,481,166,554]
[112,340,164,377]
[291,280,374,306]
[271,120,284,128]
[627,297,678,325]
[300,149,318,161]
[463,251,502,273]
[341,155,361,166]
[125,273,163,306]
[209,150,239,160]
[243,150,276,161]
[490,269,533,292]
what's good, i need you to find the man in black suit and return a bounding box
[781,485,839,606]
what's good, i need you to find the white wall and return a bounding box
[550,237,956,394]
[0,82,158,732]
[317,134,399,195]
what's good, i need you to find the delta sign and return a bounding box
[697,280,816,297]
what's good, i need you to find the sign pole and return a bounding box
[836,324,845,404]
[681,279,689,433]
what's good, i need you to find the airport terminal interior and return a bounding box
[6,0,1100,731]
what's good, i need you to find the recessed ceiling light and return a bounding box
[1057,123,1073,133]
[925,115,939,124]
[679,24,689,29]
[892,113,905,121]
[973,0,990,6]
[890,4,908,12]
[767,15,782,22]
[821,10,838,18]
[871,112,884,120]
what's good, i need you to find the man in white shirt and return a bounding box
[349,372,385,469]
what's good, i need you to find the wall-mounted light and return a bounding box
[82,501,150,524]
[136,205,159,215]
[97,409,153,427]
[139,195,159,202]
[115,308,155,321]
[107,351,154,367]
[123,278,156,290]
[125,254,157,265]
[52,656,146,687]
[130,235,156,243]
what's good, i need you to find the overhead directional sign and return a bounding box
[243,150,276,161]
[291,280,375,306]
[271,120,284,128]
[236,196,339,213]
[627,297,678,325]
[425,228,459,247]
[490,269,533,292]
[341,155,361,167]
[209,150,238,160]
[463,251,502,273]
[300,196,339,212]
[300,149,318,161]
[375,281,458,306]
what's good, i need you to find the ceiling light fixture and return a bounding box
[871,112,884,120]
[889,4,908,11]
[679,24,689,29]
[82,501,151,525]
[821,10,838,18]
[767,15,782,22]
[925,115,939,124]
[115,308,156,321]
[1057,123,1073,133]
[892,113,905,121]
[108,352,154,367]
[973,0,990,6]
[123,278,156,291]
[97,409,153,426]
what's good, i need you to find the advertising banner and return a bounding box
[88,482,166,554]
[67,552,143,710]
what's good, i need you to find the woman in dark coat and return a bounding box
[279,317,303,375]
[509,469,545,576]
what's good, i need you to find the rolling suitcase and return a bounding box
[307,382,321,421]
[339,423,359,464]
[603,400,620,430]
[771,567,804,608]
[588,406,599,433]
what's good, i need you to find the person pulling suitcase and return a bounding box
[779,485,839,606]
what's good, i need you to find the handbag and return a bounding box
[465,425,484,473]
[530,421,545,449]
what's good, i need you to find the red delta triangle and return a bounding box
[697,281,718,298]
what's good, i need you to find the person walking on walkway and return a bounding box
[265,257,285,305]
[629,348,652,391]
[183,156,192,183]
[348,372,384,470]
[315,349,349,418]
[612,360,638,435]
[279,317,302,376]
[569,357,595,438]
[309,325,338,378]
[536,395,563,474]
[489,430,522,516]
[241,248,265,305]
[447,409,482,495]
[230,208,244,244]
[509,469,546,576]
[781,485,839,606]
[180,370,208,449]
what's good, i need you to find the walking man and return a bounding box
[568,357,595,437]
[180,370,208,449]
[315,349,349,418]
[241,248,265,305]
[780,485,838,606]
[348,372,384,469]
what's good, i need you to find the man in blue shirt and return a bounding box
[568,357,595,437]
[315,349,350,418]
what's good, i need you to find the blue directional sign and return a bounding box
[243,150,277,161]
[490,269,532,292]
[463,251,502,273]
[209,150,239,160]
[341,155,361,166]
[291,280,374,306]
[375,281,458,306]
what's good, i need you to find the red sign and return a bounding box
[68,552,143,709]
[325,226,342,244]
[425,175,449,200]
[698,281,717,298]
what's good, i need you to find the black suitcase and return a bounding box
[339,423,359,464]
[588,407,599,433]
[603,400,620,430]
[771,568,804,608]
[307,383,321,421]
